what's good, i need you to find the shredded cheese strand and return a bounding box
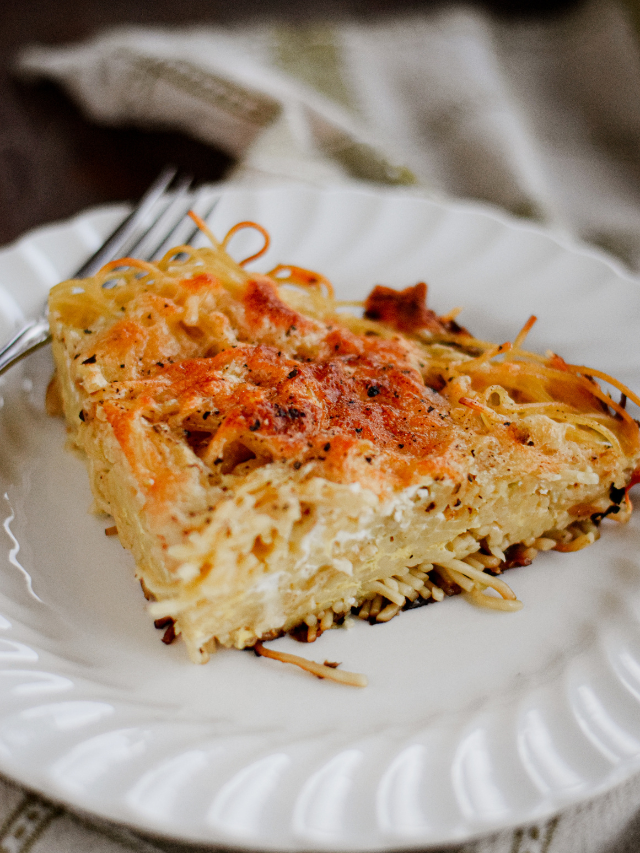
[187,210,223,250]
[437,559,518,599]
[254,642,368,687]
[267,263,335,299]
[513,314,537,350]
[466,588,524,611]
[101,257,159,275]
[558,363,640,409]
[222,221,271,266]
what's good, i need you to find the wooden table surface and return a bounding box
[0,0,579,249]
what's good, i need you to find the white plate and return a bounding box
[1,185,640,851]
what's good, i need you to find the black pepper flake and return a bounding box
[365,457,372,463]
[214,457,223,465]
[203,411,211,420]
[120,364,125,368]
[293,461,302,470]
[83,329,93,334]
[355,427,363,434]
[78,410,85,421]
[249,419,261,431]
[81,354,97,365]
[323,442,331,452]
[427,406,434,413]
[398,443,404,449]
[367,385,381,398]
[288,368,300,379]
[276,405,306,420]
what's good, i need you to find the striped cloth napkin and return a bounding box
[7,3,640,851]
[17,0,640,270]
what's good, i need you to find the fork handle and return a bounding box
[0,318,51,376]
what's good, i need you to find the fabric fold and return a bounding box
[15,2,640,267]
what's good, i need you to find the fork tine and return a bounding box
[152,191,221,260]
[123,173,195,261]
[74,165,177,279]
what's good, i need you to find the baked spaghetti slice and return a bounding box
[48,221,640,663]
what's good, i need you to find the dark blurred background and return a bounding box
[0,0,583,247]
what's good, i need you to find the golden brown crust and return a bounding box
[364,282,468,336]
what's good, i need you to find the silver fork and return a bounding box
[0,167,219,376]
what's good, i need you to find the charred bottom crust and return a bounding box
[161,517,606,652]
[288,519,601,644]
